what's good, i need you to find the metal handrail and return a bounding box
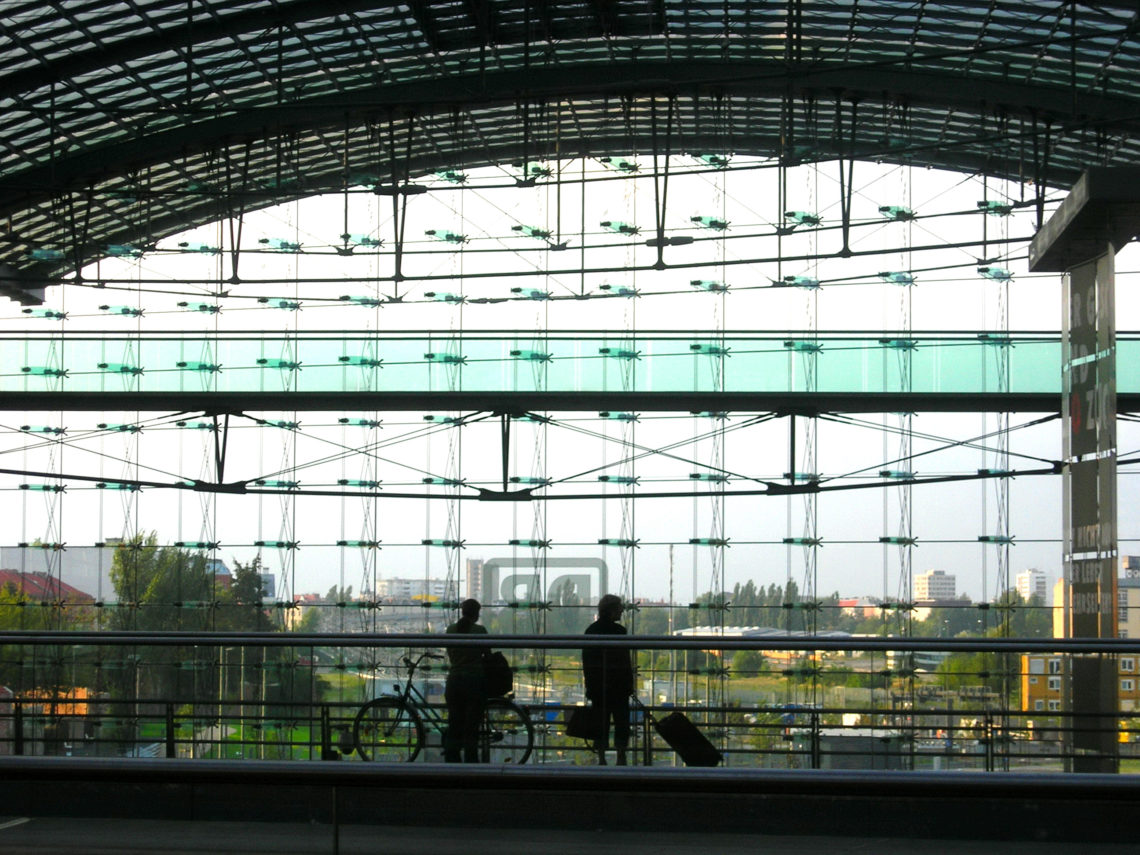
[0,630,1135,653]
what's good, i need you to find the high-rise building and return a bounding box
[1123,556,1140,579]
[466,558,484,602]
[914,570,957,601]
[1017,568,1049,602]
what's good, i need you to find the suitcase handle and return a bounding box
[630,693,657,726]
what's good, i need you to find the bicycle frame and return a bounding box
[354,650,535,763]
[385,653,447,733]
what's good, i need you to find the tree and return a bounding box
[0,581,58,692]
[107,535,218,709]
[732,649,765,677]
[222,556,273,632]
[109,534,215,632]
[993,590,1052,638]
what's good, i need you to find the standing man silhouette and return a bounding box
[582,594,634,765]
[445,598,487,762]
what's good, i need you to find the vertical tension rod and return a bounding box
[500,413,510,493]
[649,96,675,271]
[788,414,796,484]
[213,413,231,483]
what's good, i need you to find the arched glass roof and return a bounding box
[0,0,1138,303]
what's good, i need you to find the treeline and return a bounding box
[0,534,310,719]
[629,580,1055,638]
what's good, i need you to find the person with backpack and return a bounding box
[445,598,488,762]
[582,594,634,765]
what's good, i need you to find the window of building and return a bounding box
[1048,676,1062,691]
[1029,658,1045,675]
[1029,676,1038,685]
[1048,658,1062,674]
[1048,700,1061,711]
[1035,700,1045,711]
[1123,658,1135,672]
[1123,679,1135,692]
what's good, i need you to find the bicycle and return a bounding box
[353,651,534,763]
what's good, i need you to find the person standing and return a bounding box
[445,598,488,763]
[582,594,634,765]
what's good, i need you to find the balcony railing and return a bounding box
[0,632,1134,772]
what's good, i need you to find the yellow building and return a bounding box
[1021,654,1140,714]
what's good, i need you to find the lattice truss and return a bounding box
[2,149,1137,639]
[0,0,1138,655]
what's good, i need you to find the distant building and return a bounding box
[206,559,231,590]
[675,625,852,664]
[1123,556,1140,579]
[206,558,229,577]
[375,577,451,601]
[1021,653,1140,714]
[0,546,111,602]
[286,592,322,630]
[914,570,956,601]
[839,597,881,619]
[0,570,94,603]
[1016,568,1048,602]
[1119,578,1140,640]
[0,545,239,604]
[466,558,484,602]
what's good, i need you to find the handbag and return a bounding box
[483,650,514,697]
[565,704,605,740]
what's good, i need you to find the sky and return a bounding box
[1,156,1138,608]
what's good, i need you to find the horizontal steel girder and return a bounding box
[0,390,1099,414]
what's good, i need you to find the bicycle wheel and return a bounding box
[480,699,534,764]
[353,697,424,762]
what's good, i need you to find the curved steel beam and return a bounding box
[0,0,405,104]
[1,61,1137,208]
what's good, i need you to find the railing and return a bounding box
[0,632,1134,772]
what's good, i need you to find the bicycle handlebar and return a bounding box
[402,651,445,670]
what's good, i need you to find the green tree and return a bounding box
[935,652,988,690]
[732,648,765,677]
[993,590,1052,638]
[221,556,273,632]
[109,534,215,632]
[107,535,218,708]
[0,581,58,692]
[0,581,57,632]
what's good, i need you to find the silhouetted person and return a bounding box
[582,594,634,765]
[445,598,487,762]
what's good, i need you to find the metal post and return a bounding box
[165,703,175,758]
[320,705,339,761]
[14,701,23,756]
[642,703,652,767]
[810,711,820,769]
[1029,168,1140,775]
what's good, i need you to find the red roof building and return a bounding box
[0,570,95,602]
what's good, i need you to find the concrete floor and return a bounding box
[0,818,1134,855]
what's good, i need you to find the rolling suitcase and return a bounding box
[653,710,723,767]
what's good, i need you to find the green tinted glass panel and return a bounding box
[0,334,1131,395]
